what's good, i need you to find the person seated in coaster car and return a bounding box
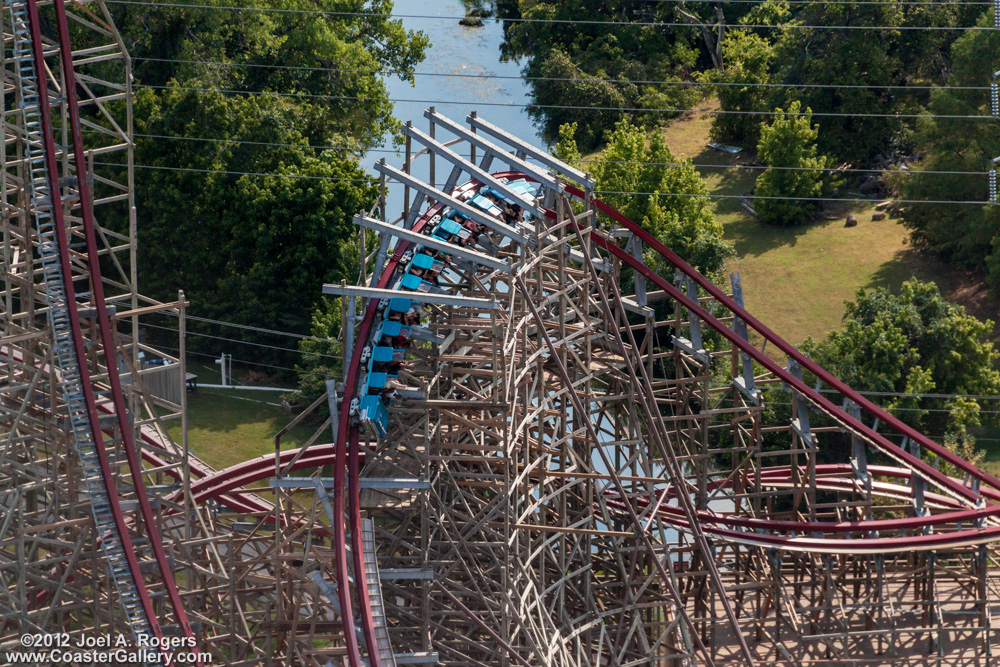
[380,387,397,406]
[402,306,423,327]
[378,320,411,349]
[432,214,473,245]
[460,218,490,247]
[385,297,413,323]
[421,247,453,266]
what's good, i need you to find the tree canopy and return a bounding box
[802,279,1000,436]
[502,0,703,147]
[754,101,829,226]
[501,0,985,166]
[558,119,732,274]
[113,0,428,147]
[103,1,428,367]
[893,11,1000,292]
[707,31,774,147]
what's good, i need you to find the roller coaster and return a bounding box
[2,2,1000,666]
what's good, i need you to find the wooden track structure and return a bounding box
[302,109,1000,667]
[1,4,1000,665]
[0,3,326,664]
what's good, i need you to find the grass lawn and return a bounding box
[166,101,1000,475]
[661,98,999,349]
[975,427,1000,477]
[658,98,1000,465]
[165,360,321,471]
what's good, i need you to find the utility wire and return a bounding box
[161,311,334,342]
[141,322,341,359]
[155,342,330,377]
[117,132,989,176]
[134,84,999,120]
[94,163,993,205]
[94,160,376,182]
[137,301,1000,404]
[148,314,1000,404]
[772,400,1000,415]
[130,57,992,92]
[818,389,1000,401]
[642,0,995,5]
[102,1,1000,30]
[593,191,990,204]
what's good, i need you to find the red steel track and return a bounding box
[573,183,1000,501]
[21,1,199,661]
[22,31,996,650]
[331,199,448,667]
[322,171,1000,666]
[23,142,995,660]
[20,0,161,647]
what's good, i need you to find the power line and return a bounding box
[594,191,990,204]
[772,400,1000,415]
[130,57,991,92]
[818,389,1000,401]
[102,1,1000,30]
[128,132,369,155]
[151,318,1000,404]
[150,313,1000,401]
[165,312,335,342]
[134,84,998,121]
[140,309,1000,405]
[156,342,330,377]
[641,0,994,5]
[99,162,992,204]
[141,322,341,360]
[143,315,1000,404]
[120,132,988,177]
[82,122,983,179]
[94,160,377,183]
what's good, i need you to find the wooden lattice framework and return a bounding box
[2,6,999,663]
[278,109,1000,667]
[0,3,296,663]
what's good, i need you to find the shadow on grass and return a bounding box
[185,390,317,441]
[867,244,1000,343]
[975,425,1000,476]
[690,143,880,259]
[170,383,320,471]
[865,244,948,293]
[688,145,753,196]
[721,199,877,258]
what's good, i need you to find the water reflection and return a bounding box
[365,0,545,218]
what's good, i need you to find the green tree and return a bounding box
[892,11,1000,292]
[213,155,377,337]
[802,279,1000,437]
[97,1,429,369]
[770,0,903,165]
[500,0,982,162]
[707,31,774,147]
[754,101,828,226]
[503,0,702,147]
[133,88,378,365]
[292,298,345,406]
[110,0,428,147]
[574,119,732,273]
[767,0,979,165]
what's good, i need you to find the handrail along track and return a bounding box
[330,126,1000,662]
[8,1,199,662]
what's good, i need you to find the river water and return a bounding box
[365,0,545,216]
